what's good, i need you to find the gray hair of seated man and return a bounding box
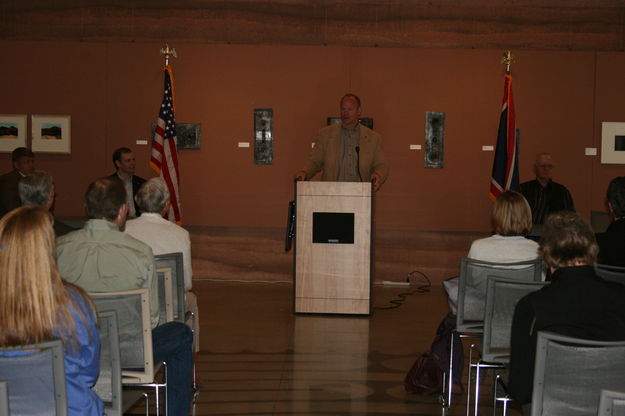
[18,171,53,207]
[136,177,170,214]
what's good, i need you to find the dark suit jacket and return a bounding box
[0,169,23,218]
[508,266,625,404]
[108,173,146,217]
[596,218,625,267]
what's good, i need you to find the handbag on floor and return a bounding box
[404,312,464,395]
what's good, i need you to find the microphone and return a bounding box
[355,146,362,182]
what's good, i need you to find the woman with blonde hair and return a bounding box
[444,191,539,312]
[0,206,103,416]
[467,190,537,261]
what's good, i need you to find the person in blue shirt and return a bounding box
[0,206,103,416]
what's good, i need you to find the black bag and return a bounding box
[403,351,444,395]
[404,312,464,394]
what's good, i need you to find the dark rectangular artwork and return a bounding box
[151,122,201,150]
[254,108,273,165]
[425,111,445,168]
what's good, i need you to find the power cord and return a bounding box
[375,270,432,310]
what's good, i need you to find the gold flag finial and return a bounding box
[160,44,177,66]
[501,50,515,74]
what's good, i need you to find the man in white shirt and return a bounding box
[125,177,200,352]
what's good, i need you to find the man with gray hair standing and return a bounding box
[125,177,200,353]
[18,171,74,236]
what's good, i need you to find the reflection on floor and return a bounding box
[186,280,522,416]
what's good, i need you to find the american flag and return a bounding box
[150,66,181,223]
[489,73,519,200]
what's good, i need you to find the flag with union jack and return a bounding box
[489,73,519,200]
[150,66,181,223]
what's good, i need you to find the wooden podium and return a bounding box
[294,181,373,315]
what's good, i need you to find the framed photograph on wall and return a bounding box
[0,115,27,153]
[31,115,71,154]
[601,122,625,164]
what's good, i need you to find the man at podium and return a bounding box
[294,94,389,191]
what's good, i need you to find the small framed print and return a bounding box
[0,115,27,153]
[31,115,71,154]
[601,122,625,164]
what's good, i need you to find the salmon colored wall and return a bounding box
[0,41,623,231]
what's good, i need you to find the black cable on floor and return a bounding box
[375,270,432,310]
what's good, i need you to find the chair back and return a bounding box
[155,252,185,323]
[595,264,625,286]
[598,389,625,416]
[456,257,543,332]
[531,331,625,416]
[90,289,154,384]
[0,381,9,416]
[94,311,122,416]
[0,339,67,416]
[482,277,548,362]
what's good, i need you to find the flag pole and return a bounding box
[501,50,515,74]
[160,44,177,66]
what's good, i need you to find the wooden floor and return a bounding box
[166,279,524,416]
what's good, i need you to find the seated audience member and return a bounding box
[596,176,625,266]
[109,147,146,219]
[125,177,200,352]
[56,177,193,416]
[444,190,539,312]
[519,153,575,225]
[0,147,35,217]
[18,171,75,237]
[0,206,103,416]
[508,211,625,408]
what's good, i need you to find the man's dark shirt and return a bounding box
[107,173,146,217]
[596,218,625,267]
[0,170,23,218]
[520,179,574,225]
[508,266,625,404]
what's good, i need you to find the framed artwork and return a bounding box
[0,115,27,153]
[425,111,445,168]
[31,115,71,154]
[254,108,273,165]
[151,123,201,150]
[601,122,625,164]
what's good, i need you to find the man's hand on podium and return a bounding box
[371,172,382,192]
[294,171,307,182]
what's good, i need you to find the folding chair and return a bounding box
[443,257,543,411]
[0,381,9,416]
[95,310,147,416]
[531,331,625,416]
[470,277,548,416]
[595,264,625,285]
[598,389,625,416]
[155,251,199,392]
[0,339,67,416]
[91,289,168,416]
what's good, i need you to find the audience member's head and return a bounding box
[18,171,55,210]
[11,147,35,175]
[491,190,532,237]
[533,152,554,184]
[539,211,598,271]
[135,177,170,215]
[0,205,71,346]
[85,177,127,224]
[112,147,136,176]
[606,176,625,219]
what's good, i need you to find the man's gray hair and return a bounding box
[18,171,53,207]
[136,177,170,214]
